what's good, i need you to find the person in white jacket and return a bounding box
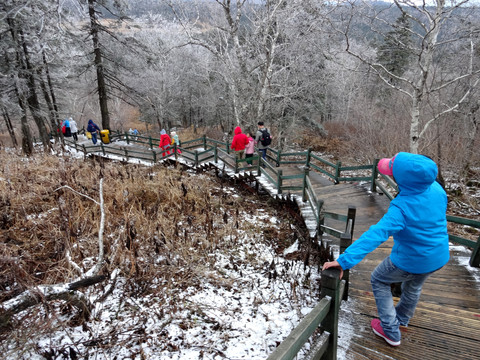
[69,117,78,141]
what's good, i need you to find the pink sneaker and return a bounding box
[371,319,401,346]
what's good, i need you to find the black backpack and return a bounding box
[260,129,271,146]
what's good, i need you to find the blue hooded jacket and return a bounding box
[337,152,450,274]
[87,119,100,133]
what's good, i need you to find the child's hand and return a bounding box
[322,260,344,279]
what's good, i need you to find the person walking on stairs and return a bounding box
[322,152,450,347]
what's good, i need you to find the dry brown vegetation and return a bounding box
[0,149,330,349]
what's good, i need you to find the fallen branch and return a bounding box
[0,275,107,328]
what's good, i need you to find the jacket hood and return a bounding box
[392,152,438,194]
[234,126,242,135]
[88,120,93,124]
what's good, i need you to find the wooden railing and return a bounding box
[65,134,478,267]
[266,268,344,360]
[267,219,353,360]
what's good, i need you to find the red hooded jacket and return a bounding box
[160,133,171,149]
[231,126,249,151]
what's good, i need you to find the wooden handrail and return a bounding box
[266,268,345,360]
[65,134,477,266]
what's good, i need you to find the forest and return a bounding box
[1,1,480,358]
[1,0,479,176]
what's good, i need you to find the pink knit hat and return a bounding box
[377,155,396,176]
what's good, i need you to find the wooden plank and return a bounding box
[266,298,331,360]
[81,141,480,360]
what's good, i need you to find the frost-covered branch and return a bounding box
[55,178,105,276]
[87,178,105,276]
[0,275,106,328]
[0,179,108,327]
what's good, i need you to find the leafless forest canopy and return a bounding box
[1,0,479,172]
[1,2,480,357]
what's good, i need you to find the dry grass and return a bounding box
[0,148,328,341]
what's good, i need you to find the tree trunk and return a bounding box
[410,92,421,154]
[463,102,479,177]
[19,99,34,156]
[16,26,51,151]
[42,49,61,137]
[6,17,44,153]
[88,0,110,130]
[1,107,18,148]
[38,69,56,135]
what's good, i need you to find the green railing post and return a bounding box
[203,135,207,149]
[234,156,239,174]
[339,232,352,301]
[101,142,105,155]
[214,144,218,163]
[174,144,178,161]
[257,157,262,176]
[195,150,199,167]
[226,137,230,154]
[320,268,342,360]
[470,235,480,267]
[149,136,153,149]
[152,149,157,163]
[302,167,309,202]
[317,199,324,236]
[334,161,341,184]
[306,148,312,168]
[124,148,129,160]
[276,148,281,167]
[346,206,356,240]
[125,132,130,144]
[371,158,380,192]
[277,169,283,194]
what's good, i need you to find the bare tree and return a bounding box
[330,0,480,154]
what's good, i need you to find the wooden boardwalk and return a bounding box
[79,140,479,359]
[274,165,480,360]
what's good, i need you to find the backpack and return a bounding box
[259,129,271,146]
[62,125,66,134]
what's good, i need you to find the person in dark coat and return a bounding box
[87,119,101,145]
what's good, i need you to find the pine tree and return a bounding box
[376,12,413,78]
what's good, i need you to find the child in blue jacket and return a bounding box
[323,152,449,346]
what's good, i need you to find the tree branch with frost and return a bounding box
[0,275,106,328]
[338,10,414,96]
[418,76,480,141]
[55,178,105,276]
[0,180,108,328]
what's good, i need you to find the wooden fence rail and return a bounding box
[65,133,479,268]
[62,133,479,358]
[267,229,353,360]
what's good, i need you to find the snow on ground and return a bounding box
[7,216,324,359]
[449,245,480,289]
[8,137,475,359]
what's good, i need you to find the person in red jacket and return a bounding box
[231,126,249,160]
[159,129,171,157]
